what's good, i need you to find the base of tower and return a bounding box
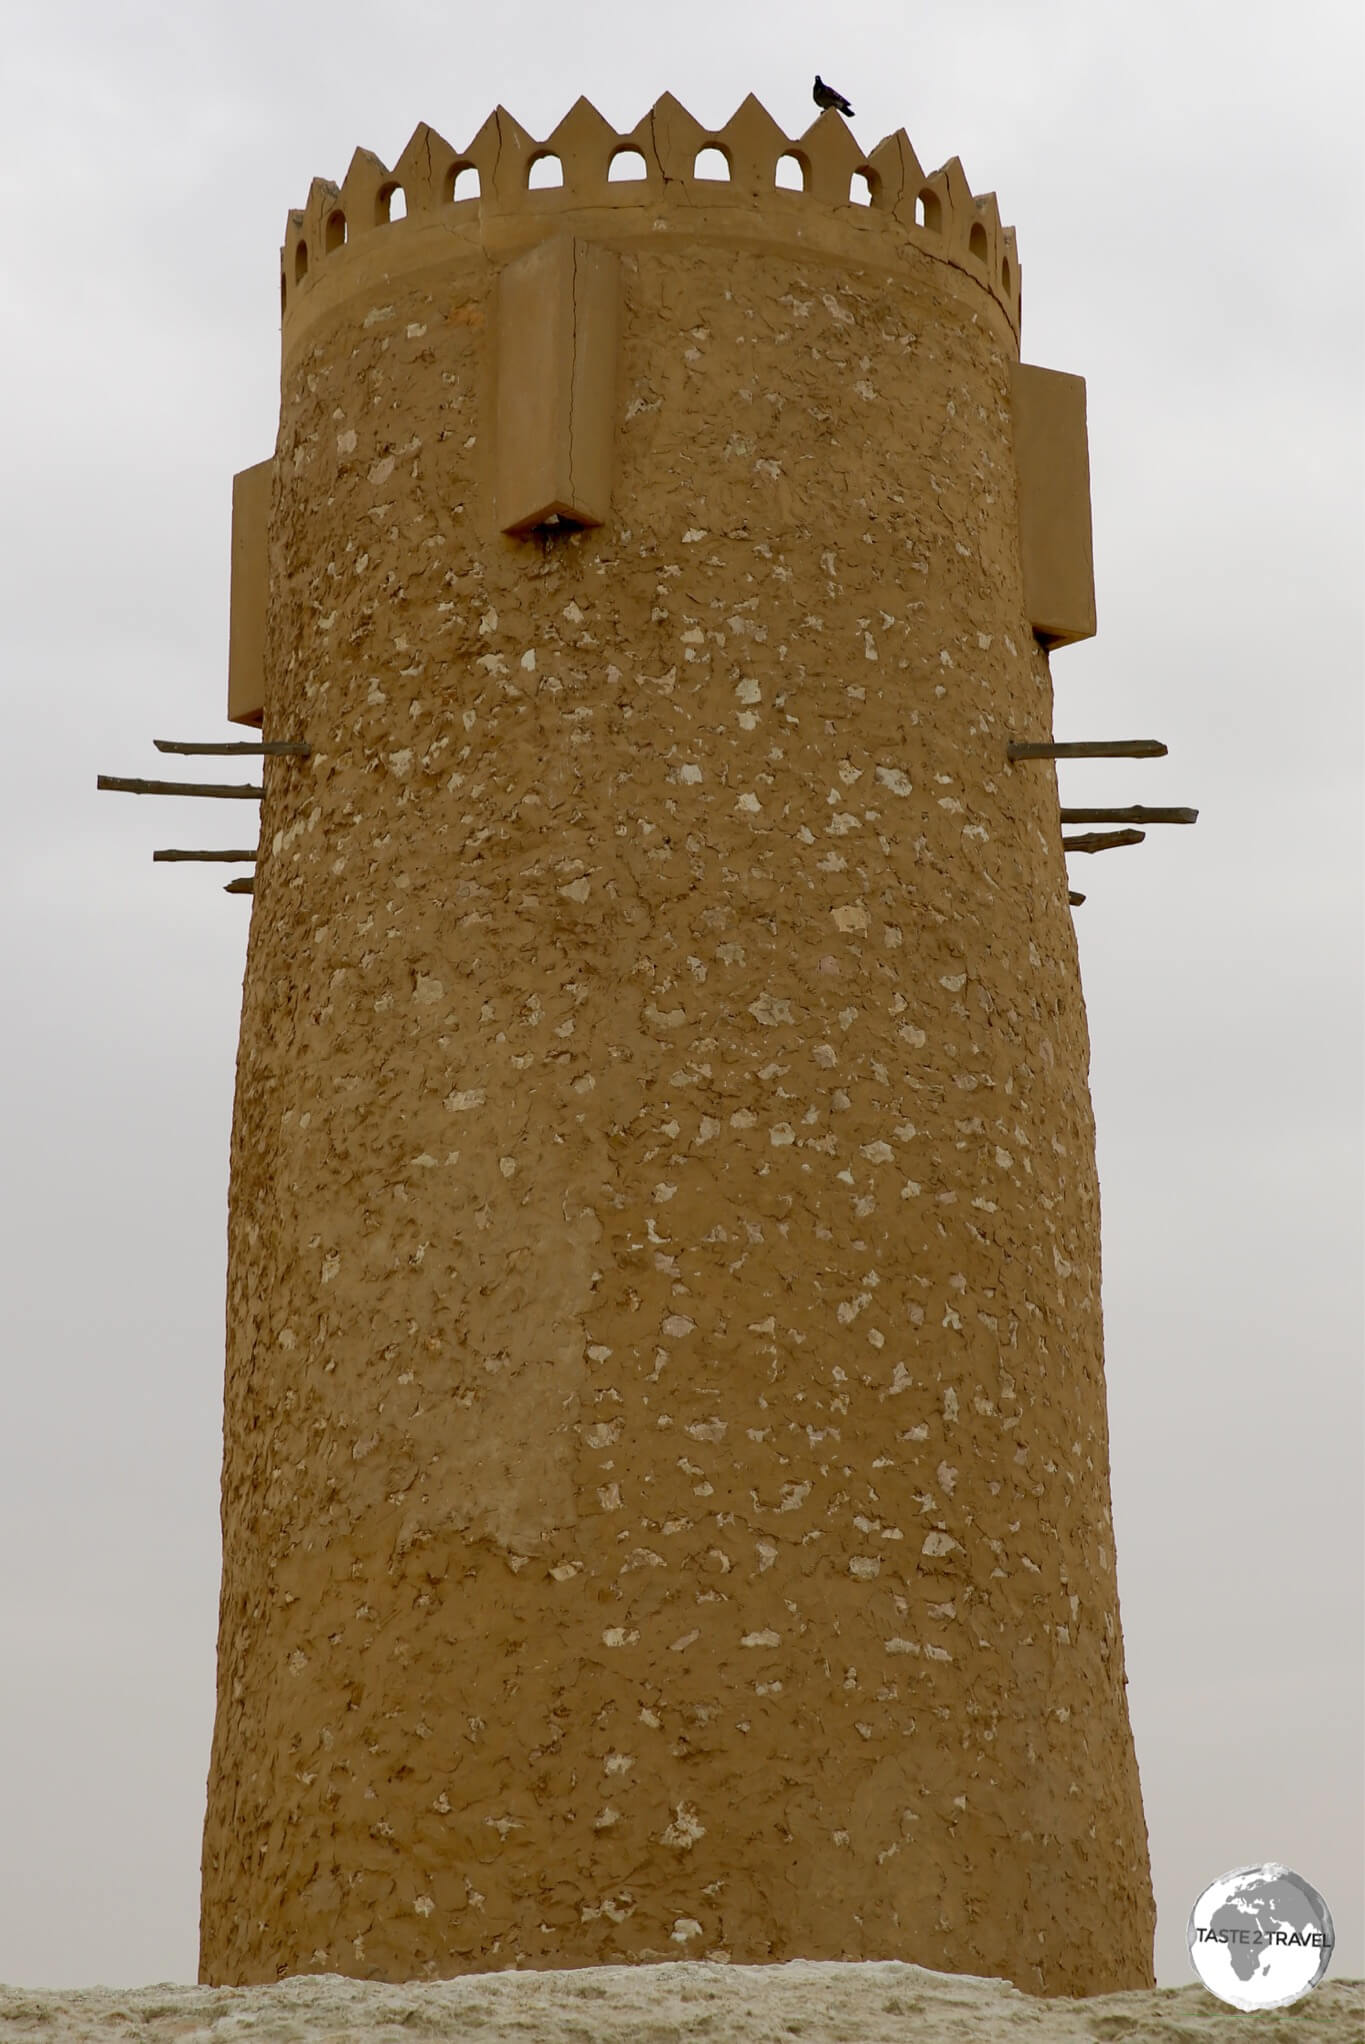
[5,1961,1358,2040]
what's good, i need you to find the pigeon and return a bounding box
[813,75,855,117]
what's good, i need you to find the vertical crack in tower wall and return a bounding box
[568,237,579,514]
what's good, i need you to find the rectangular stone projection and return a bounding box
[1012,363,1097,648]
[496,236,619,534]
[227,460,272,726]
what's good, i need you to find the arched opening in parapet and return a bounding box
[775,153,805,191]
[693,146,730,182]
[382,184,407,222]
[969,221,988,262]
[1001,254,1013,295]
[325,209,347,253]
[294,240,309,284]
[608,148,647,182]
[916,189,942,233]
[851,169,877,207]
[528,154,564,189]
[448,164,480,202]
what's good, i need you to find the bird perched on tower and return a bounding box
[813,75,855,117]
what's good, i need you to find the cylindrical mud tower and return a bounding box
[202,93,1155,1994]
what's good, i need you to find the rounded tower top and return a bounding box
[279,93,1022,365]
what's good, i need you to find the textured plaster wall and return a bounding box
[201,220,1153,1994]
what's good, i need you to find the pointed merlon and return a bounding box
[640,93,708,185]
[339,148,396,233]
[717,95,790,191]
[482,107,539,206]
[795,107,865,205]
[866,129,926,219]
[392,122,459,213]
[547,97,625,196]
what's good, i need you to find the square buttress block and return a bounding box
[228,459,272,726]
[1011,364,1097,648]
[496,236,620,534]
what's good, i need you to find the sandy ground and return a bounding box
[0,1962,1360,2042]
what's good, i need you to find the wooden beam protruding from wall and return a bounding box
[1009,740,1167,760]
[97,776,263,799]
[155,739,309,757]
[1060,807,1197,825]
[1062,828,1145,854]
[153,850,259,863]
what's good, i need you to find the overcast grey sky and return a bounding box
[1,0,1360,1996]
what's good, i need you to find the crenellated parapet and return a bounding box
[279,93,1021,353]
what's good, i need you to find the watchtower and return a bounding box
[200,91,1156,1995]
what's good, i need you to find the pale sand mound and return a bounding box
[2,1963,1362,2043]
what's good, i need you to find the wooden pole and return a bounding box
[153,850,258,863]
[1068,892,1086,906]
[1008,740,1167,760]
[224,878,255,895]
[1062,829,1146,854]
[1059,806,1197,826]
[98,775,263,799]
[154,739,309,757]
